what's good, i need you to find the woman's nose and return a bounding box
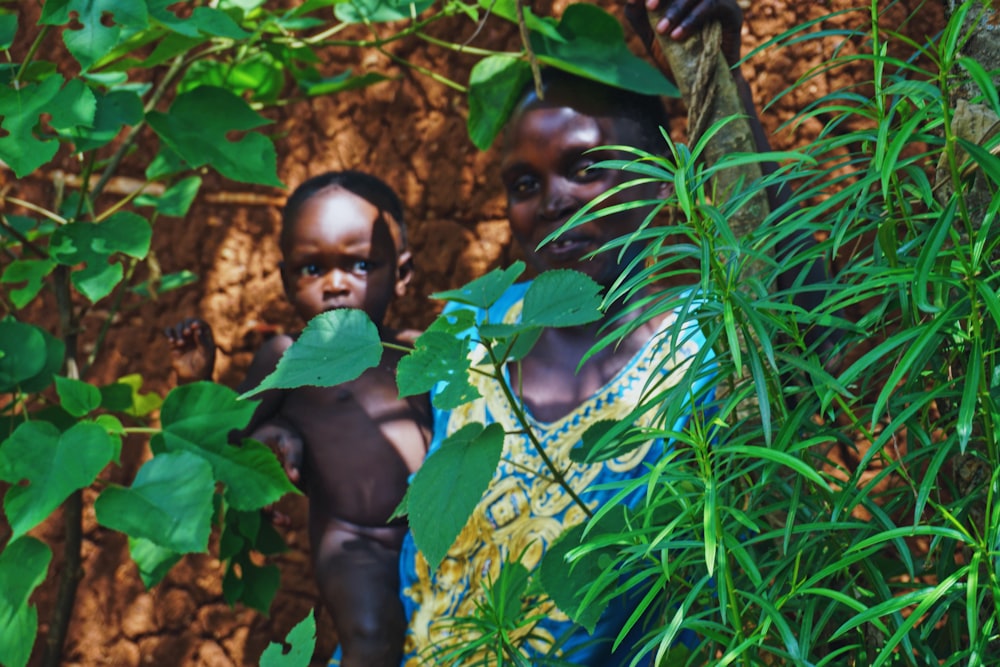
[540,181,576,221]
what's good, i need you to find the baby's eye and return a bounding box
[352,260,375,274]
[298,263,323,277]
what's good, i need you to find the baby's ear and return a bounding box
[395,250,414,297]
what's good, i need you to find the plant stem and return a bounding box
[483,341,593,518]
[14,25,51,86]
[41,265,81,667]
[1,197,67,225]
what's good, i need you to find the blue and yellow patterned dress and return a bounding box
[398,282,711,666]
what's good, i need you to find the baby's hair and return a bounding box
[281,170,407,251]
[513,69,671,154]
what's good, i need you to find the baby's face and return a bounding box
[500,83,665,289]
[281,186,408,325]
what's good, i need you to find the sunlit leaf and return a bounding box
[408,422,505,569]
[68,89,143,152]
[49,213,152,302]
[260,611,316,667]
[0,421,118,539]
[467,56,531,151]
[335,0,435,24]
[147,86,283,187]
[40,0,149,70]
[129,537,181,588]
[159,381,257,450]
[1,259,56,309]
[242,309,382,398]
[521,269,603,328]
[431,262,525,310]
[94,450,215,553]
[397,330,478,409]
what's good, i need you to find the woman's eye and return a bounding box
[299,264,322,277]
[507,175,538,198]
[572,161,598,180]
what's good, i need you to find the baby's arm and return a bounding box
[248,418,305,487]
[165,318,216,383]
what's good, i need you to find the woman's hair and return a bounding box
[280,170,407,250]
[513,68,672,153]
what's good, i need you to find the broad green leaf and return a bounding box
[40,0,149,71]
[229,558,280,613]
[220,439,299,510]
[397,330,479,409]
[128,537,181,588]
[242,309,382,398]
[136,176,202,218]
[145,144,189,180]
[159,382,257,450]
[0,13,17,51]
[530,4,677,98]
[475,0,560,39]
[94,450,215,553]
[49,214,152,302]
[0,321,47,392]
[1,259,56,309]
[521,269,603,328]
[335,0,435,24]
[190,6,251,38]
[467,56,531,151]
[538,509,627,633]
[146,86,283,187]
[69,89,144,152]
[55,376,101,417]
[408,422,505,569]
[179,54,284,103]
[431,262,525,310]
[299,70,392,97]
[0,76,65,177]
[0,421,118,539]
[260,611,316,667]
[0,537,51,667]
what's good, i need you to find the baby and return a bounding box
[167,170,430,667]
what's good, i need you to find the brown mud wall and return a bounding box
[0,0,944,665]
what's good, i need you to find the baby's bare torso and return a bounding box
[277,348,430,547]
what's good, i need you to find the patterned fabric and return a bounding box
[398,282,711,666]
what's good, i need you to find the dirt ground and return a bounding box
[1,0,945,665]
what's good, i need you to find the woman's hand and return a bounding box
[625,0,744,66]
[165,317,216,383]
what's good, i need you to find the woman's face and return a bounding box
[500,86,665,289]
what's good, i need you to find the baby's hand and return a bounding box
[250,422,304,486]
[625,0,743,66]
[165,318,216,383]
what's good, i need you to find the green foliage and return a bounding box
[0,538,52,667]
[260,610,317,667]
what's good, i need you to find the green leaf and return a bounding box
[40,0,149,71]
[0,76,65,177]
[136,176,202,218]
[0,321,46,392]
[521,269,603,328]
[0,421,118,539]
[242,309,382,398]
[298,70,392,97]
[55,376,102,417]
[101,373,163,416]
[538,509,627,633]
[189,6,251,38]
[396,330,479,409]
[0,537,51,667]
[49,214,152,302]
[231,558,280,614]
[129,537,181,588]
[69,89,144,152]
[335,0,435,24]
[530,4,677,98]
[431,262,525,310]
[94,450,215,553]
[146,86,283,187]
[158,383,297,509]
[260,610,317,667]
[408,422,505,569]
[160,382,257,449]
[17,327,65,394]
[0,13,17,51]
[129,269,198,298]
[467,56,531,151]
[1,259,56,309]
